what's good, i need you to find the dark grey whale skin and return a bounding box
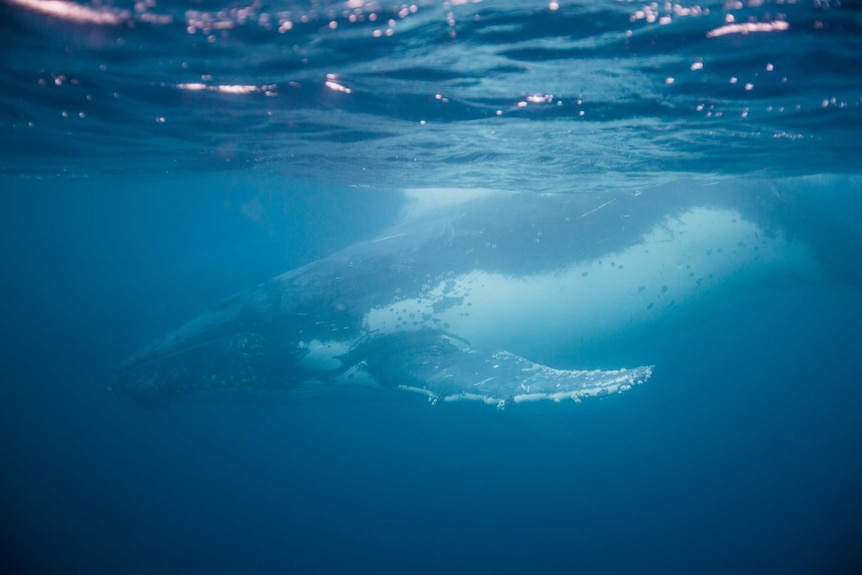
[112,181,858,408]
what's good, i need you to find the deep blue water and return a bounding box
[2,1,862,573]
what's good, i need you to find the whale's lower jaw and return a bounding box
[112,330,302,408]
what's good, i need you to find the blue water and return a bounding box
[2,1,861,573]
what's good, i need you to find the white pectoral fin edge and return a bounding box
[398,348,654,409]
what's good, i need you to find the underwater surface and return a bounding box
[1,1,861,573]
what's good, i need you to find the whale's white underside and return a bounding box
[292,206,819,404]
[367,207,818,356]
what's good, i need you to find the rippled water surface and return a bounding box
[3,0,861,190]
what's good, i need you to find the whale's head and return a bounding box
[114,330,276,408]
[112,284,312,408]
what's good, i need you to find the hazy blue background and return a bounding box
[2,1,862,573]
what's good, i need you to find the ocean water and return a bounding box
[1,1,862,573]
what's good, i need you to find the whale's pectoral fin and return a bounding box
[358,332,653,409]
[461,351,653,409]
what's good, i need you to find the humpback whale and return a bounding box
[114,183,827,409]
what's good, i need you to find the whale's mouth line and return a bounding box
[119,336,230,373]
